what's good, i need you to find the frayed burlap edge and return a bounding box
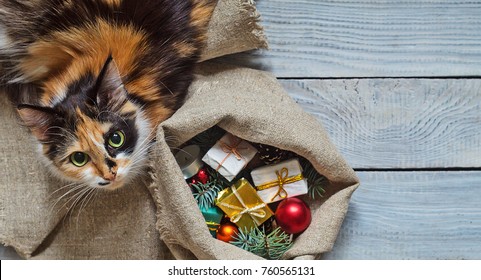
[200,0,268,62]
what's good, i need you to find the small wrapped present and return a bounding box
[200,206,224,238]
[216,178,273,230]
[251,158,308,203]
[202,133,257,181]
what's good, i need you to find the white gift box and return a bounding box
[202,133,258,181]
[251,158,308,203]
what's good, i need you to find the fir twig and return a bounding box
[254,228,293,260]
[206,167,231,189]
[229,227,258,251]
[192,181,223,210]
[301,160,327,199]
[230,227,292,260]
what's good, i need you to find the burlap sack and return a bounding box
[201,0,267,61]
[1,0,359,260]
[148,63,359,260]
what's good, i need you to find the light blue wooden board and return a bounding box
[0,246,21,260]
[218,0,481,78]
[280,79,481,169]
[323,171,481,259]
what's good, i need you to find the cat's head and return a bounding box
[17,57,152,190]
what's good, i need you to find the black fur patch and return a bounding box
[1,0,214,111]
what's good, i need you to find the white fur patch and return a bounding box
[48,89,68,106]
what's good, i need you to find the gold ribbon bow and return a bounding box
[216,136,247,172]
[257,167,304,201]
[218,185,267,225]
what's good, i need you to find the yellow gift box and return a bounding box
[216,178,273,230]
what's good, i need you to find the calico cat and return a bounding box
[0,0,216,190]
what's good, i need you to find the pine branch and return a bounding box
[230,227,292,260]
[192,181,223,210]
[206,166,231,189]
[253,228,293,260]
[230,227,259,251]
[301,159,327,199]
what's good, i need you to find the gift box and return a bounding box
[200,206,224,238]
[202,133,258,181]
[251,158,308,203]
[216,178,273,230]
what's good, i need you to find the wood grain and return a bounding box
[0,246,20,260]
[218,0,481,78]
[323,171,481,259]
[280,78,481,169]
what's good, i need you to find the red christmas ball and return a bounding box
[216,222,238,243]
[196,167,209,184]
[275,198,311,234]
[188,178,198,186]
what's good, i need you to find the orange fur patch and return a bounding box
[20,19,150,105]
[102,0,121,7]
[124,72,162,103]
[119,101,139,116]
[145,104,173,128]
[190,0,217,41]
[172,41,197,58]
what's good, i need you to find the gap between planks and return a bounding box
[279,78,481,169]
[323,171,481,260]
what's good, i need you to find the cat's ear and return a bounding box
[17,104,57,141]
[89,56,128,109]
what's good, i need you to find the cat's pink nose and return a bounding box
[103,172,116,182]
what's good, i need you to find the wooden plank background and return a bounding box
[259,0,481,260]
[2,0,481,259]
[219,0,481,78]
[323,172,481,259]
[282,79,481,169]
[253,0,481,259]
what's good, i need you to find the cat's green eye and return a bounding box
[70,152,89,167]
[108,131,125,148]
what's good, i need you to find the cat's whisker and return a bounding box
[159,80,175,96]
[128,135,154,161]
[48,181,79,197]
[75,187,97,226]
[49,183,85,210]
[49,184,88,215]
[66,186,92,223]
[131,142,152,158]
